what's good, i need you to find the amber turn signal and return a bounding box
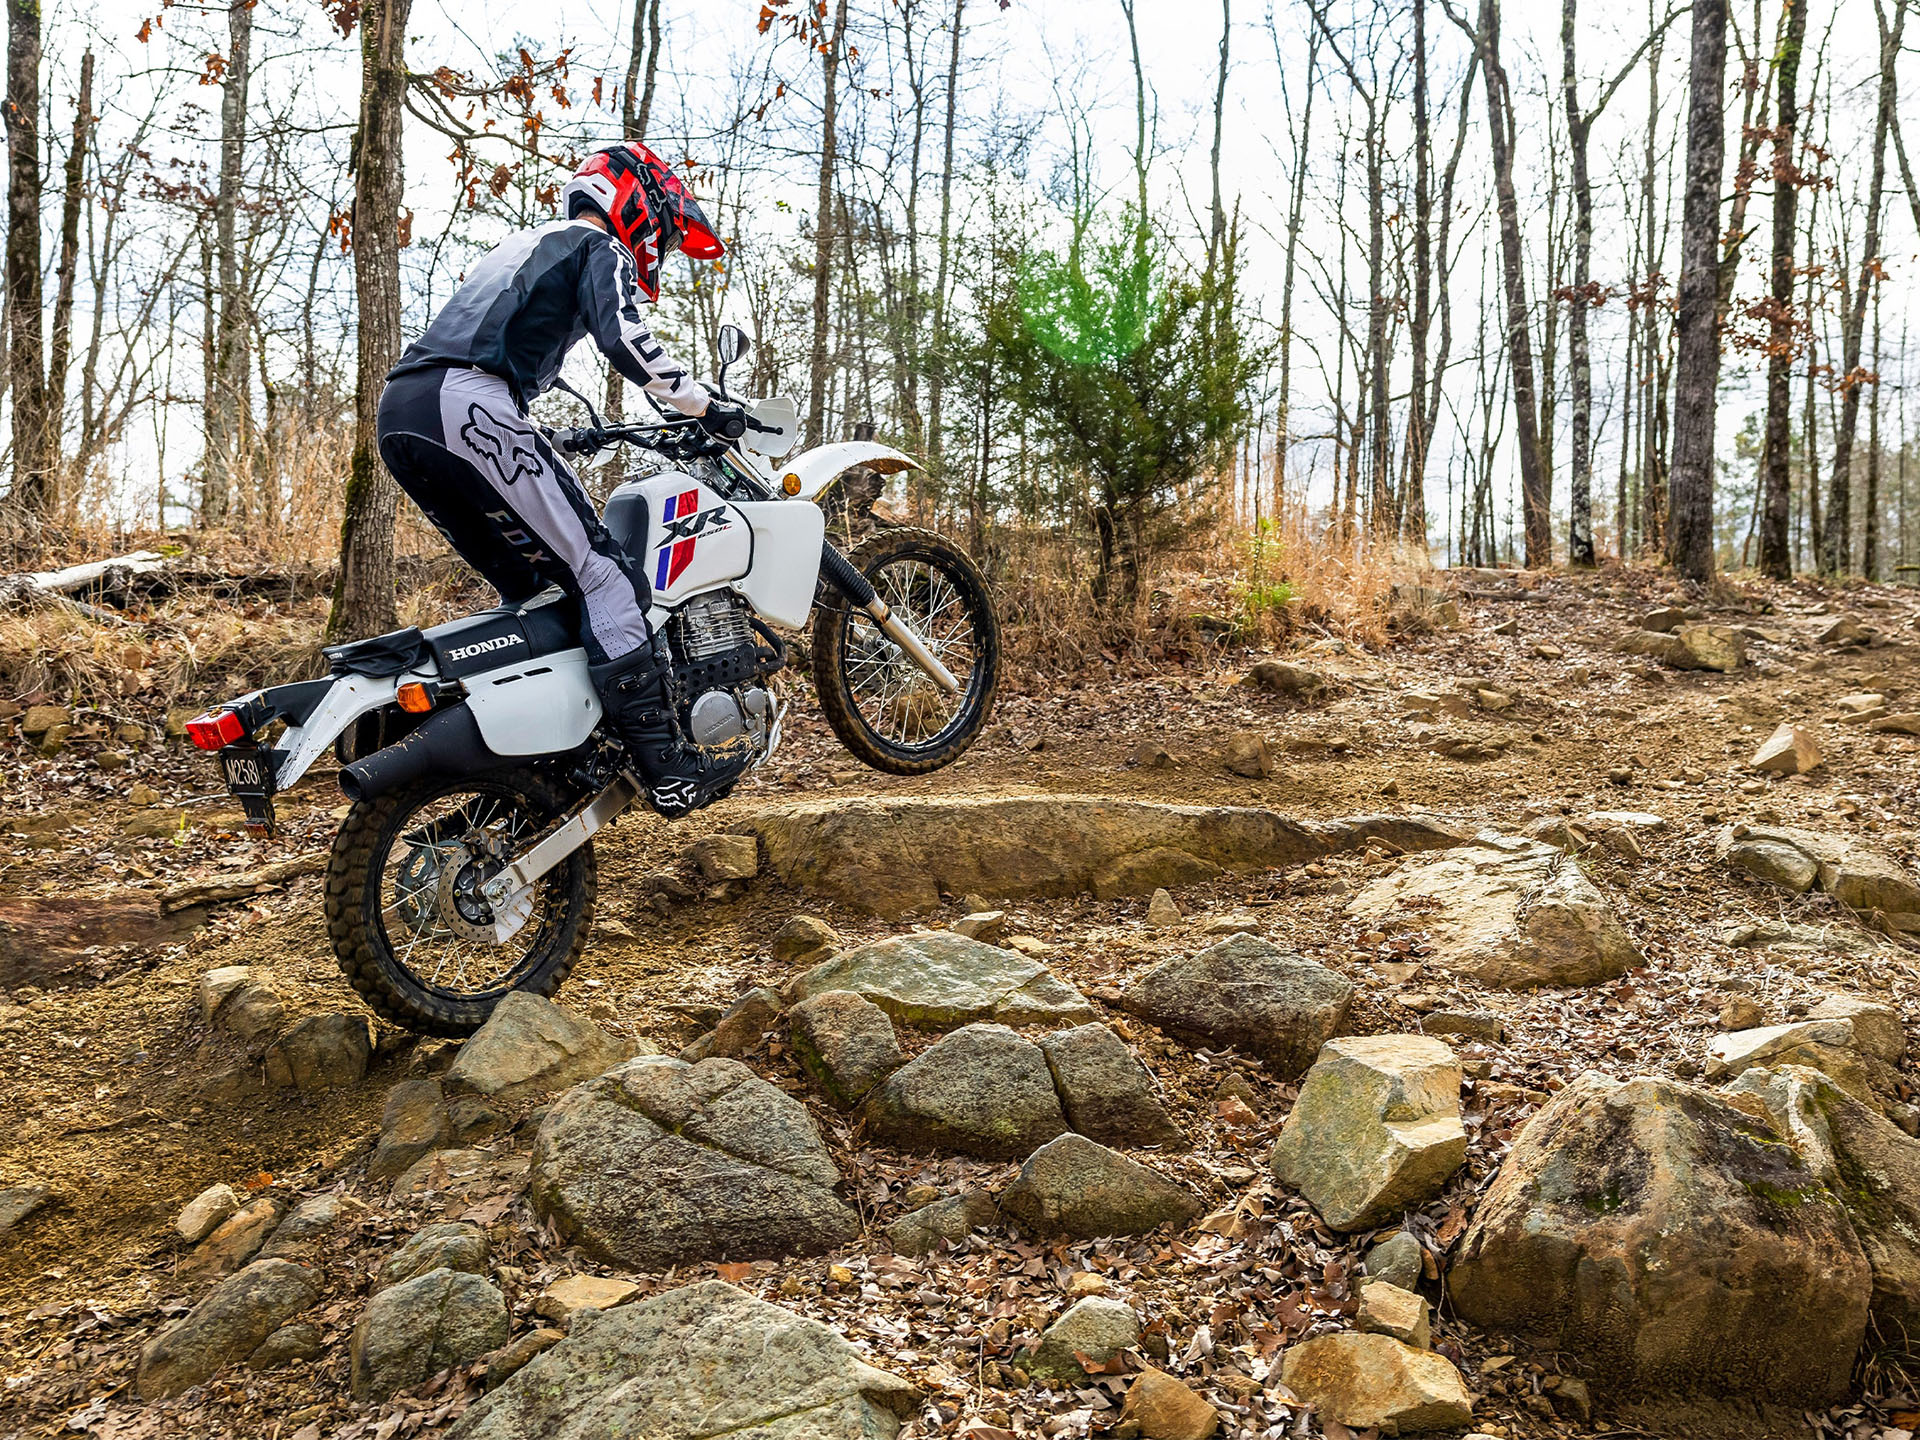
[782,472,802,495]
[396,682,433,714]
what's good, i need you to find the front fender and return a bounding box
[777,442,921,503]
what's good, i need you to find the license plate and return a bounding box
[220,746,278,834]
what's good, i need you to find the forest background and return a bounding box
[0,0,1915,646]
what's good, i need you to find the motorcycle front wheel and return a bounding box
[325,767,595,1036]
[812,526,1000,775]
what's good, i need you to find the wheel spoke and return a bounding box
[839,550,984,749]
[371,782,574,1003]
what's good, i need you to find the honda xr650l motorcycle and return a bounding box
[187,326,998,1034]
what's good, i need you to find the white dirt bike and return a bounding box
[186,325,999,1034]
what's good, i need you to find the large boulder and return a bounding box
[1039,1023,1185,1150]
[1705,1019,1876,1099]
[263,1013,372,1090]
[1000,1134,1202,1239]
[1122,934,1352,1076]
[369,1078,452,1182]
[1346,833,1640,988]
[530,1056,858,1268]
[1278,1333,1472,1435]
[1812,994,1907,1065]
[350,1267,509,1401]
[377,1221,488,1289]
[1450,1072,1870,1403]
[862,1024,1068,1159]
[788,989,904,1105]
[1728,1065,1920,1370]
[1270,1036,1467,1230]
[1714,824,1920,919]
[182,1193,287,1279]
[447,1280,918,1440]
[1615,624,1745,672]
[1030,1296,1140,1380]
[743,796,1463,916]
[787,932,1094,1028]
[138,1259,320,1398]
[445,992,637,1106]
[885,1192,997,1256]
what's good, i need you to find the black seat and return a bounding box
[327,593,584,682]
[418,593,585,678]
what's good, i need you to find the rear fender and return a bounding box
[272,673,403,790]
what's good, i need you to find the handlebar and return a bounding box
[551,409,778,458]
[549,418,706,459]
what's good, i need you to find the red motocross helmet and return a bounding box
[560,142,724,301]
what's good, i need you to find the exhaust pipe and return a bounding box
[339,704,501,802]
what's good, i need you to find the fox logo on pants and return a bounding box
[460,404,544,486]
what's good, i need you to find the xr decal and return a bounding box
[653,489,733,589]
[460,404,544,486]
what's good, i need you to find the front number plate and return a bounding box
[219,745,278,834]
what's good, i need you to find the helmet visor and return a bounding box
[672,192,725,260]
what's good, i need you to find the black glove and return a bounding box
[696,401,748,441]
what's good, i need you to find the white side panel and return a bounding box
[463,647,602,756]
[272,672,404,790]
[733,501,826,629]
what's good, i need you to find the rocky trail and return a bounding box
[2,566,1920,1440]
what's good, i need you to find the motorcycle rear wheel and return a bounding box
[325,767,595,1036]
[812,526,1000,775]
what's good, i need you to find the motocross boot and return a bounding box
[589,644,751,818]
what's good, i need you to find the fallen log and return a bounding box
[24,550,169,594]
[0,548,171,619]
[159,851,328,914]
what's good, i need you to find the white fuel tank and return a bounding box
[609,472,826,631]
[624,474,753,606]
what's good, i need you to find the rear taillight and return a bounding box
[186,709,247,751]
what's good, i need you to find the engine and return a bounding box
[673,591,755,661]
[666,592,783,752]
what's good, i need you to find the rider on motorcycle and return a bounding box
[376,141,750,818]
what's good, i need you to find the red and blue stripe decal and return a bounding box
[655,488,702,589]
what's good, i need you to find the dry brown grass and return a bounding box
[6,440,1434,710]
[983,494,1424,678]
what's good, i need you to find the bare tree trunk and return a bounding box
[1406,0,1431,550]
[1666,0,1727,580]
[925,0,964,476]
[5,0,47,517]
[604,0,663,480]
[1866,283,1882,577]
[1463,0,1550,565]
[1822,0,1905,574]
[623,0,661,139]
[804,0,852,450]
[1207,0,1229,268]
[327,0,412,643]
[45,49,90,473]
[201,0,253,527]
[1562,0,1595,565]
[1273,20,1318,501]
[1759,0,1806,579]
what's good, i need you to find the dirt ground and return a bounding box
[0,564,1917,1440]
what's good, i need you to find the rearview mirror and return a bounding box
[717,325,750,367]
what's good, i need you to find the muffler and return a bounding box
[339,704,502,802]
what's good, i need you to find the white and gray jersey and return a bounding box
[390,219,707,416]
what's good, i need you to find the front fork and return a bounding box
[817,541,962,695]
